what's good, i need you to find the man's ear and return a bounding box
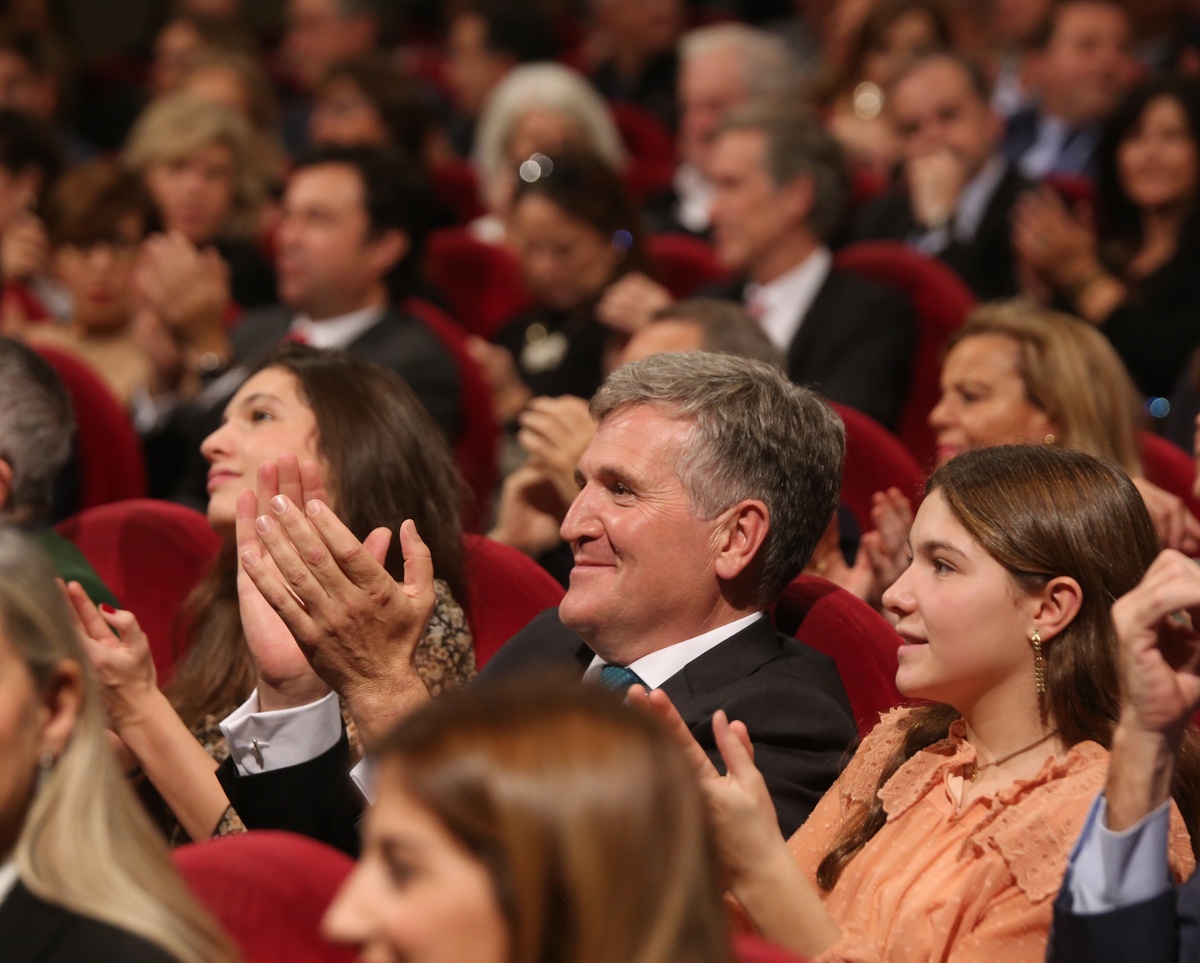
[0,458,13,513]
[714,499,770,583]
[366,228,410,278]
[781,173,816,228]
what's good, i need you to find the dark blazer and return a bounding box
[1048,866,1200,963]
[0,882,178,963]
[216,727,363,858]
[704,267,916,431]
[230,304,461,441]
[1003,107,1100,179]
[850,162,1031,303]
[479,608,859,837]
[145,303,461,505]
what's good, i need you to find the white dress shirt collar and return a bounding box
[583,611,765,689]
[744,247,833,352]
[0,858,18,905]
[288,302,387,350]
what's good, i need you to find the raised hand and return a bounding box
[516,394,595,508]
[1106,550,1200,831]
[1134,478,1200,557]
[629,687,785,884]
[63,580,158,732]
[235,455,334,710]
[239,483,436,748]
[594,272,673,336]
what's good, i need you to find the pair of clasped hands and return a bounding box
[65,454,436,751]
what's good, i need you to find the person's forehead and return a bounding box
[590,404,693,463]
[286,162,365,209]
[681,46,745,95]
[894,61,976,113]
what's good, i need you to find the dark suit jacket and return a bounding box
[144,303,461,506]
[230,303,460,440]
[850,163,1031,303]
[479,608,858,837]
[1003,107,1100,179]
[216,727,363,858]
[704,267,916,431]
[1048,866,1200,963]
[0,882,178,963]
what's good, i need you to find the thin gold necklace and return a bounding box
[964,730,1060,782]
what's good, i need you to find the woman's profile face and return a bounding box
[200,366,324,536]
[929,333,1057,467]
[882,489,1040,711]
[509,193,619,311]
[323,772,509,963]
[143,140,237,246]
[1118,94,1200,214]
[0,631,45,857]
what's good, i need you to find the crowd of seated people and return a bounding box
[7,1,1200,960]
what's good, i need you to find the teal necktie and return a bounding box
[598,664,645,692]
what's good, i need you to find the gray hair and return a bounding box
[679,24,799,100]
[717,101,850,241]
[592,352,844,604]
[472,62,626,200]
[652,298,785,369]
[0,338,73,523]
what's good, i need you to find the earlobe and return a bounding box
[38,659,84,760]
[1032,576,1083,642]
[369,229,409,277]
[713,500,770,582]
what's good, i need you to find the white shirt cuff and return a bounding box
[351,756,376,805]
[219,688,342,776]
[1067,791,1173,913]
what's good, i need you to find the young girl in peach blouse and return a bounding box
[641,444,1199,963]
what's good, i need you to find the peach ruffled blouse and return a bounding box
[787,708,1194,963]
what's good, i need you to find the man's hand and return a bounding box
[489,465,570,556]
[135,232,232,355]
[594,272,673,336]
[1,209,47,282]
[516,394,595,508]
[239,481,436,748]
[465,336,531,425]
[1106,550,1200,830]
[907,149,968,230]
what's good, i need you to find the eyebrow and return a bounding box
[915,539,966,558]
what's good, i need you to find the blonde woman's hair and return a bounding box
[948,300,1144,475]
[378,674,734,963]
[6,530,236,963]
[123,92,266,240]
[472,62,626,205]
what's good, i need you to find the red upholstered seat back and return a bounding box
[34,344,147,509]
[833,242,975,468]
[1138,430,1200,517]
[646,233,730,299]
[829,402,925,532]
[774,575,905,736]
[55,499,221,685]
[463,533,566,667]
[173,831,356,963]
[424,227,534,340]
[404,298,500,532]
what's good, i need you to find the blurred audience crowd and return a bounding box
[7,0,1200,961]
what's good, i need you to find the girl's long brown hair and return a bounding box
[168,344,467,728]
[817,445,1200,890]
